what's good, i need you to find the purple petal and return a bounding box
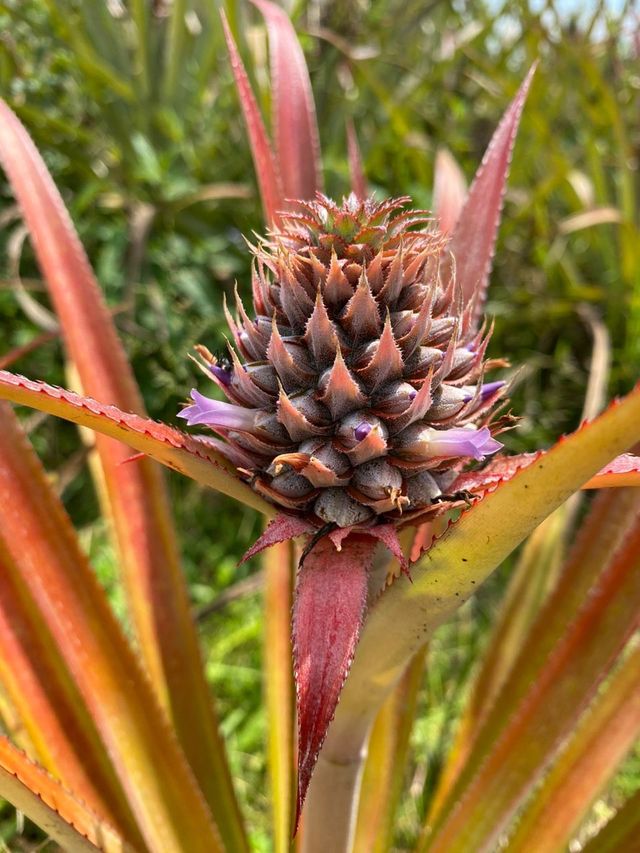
[211,364,232,386]
[427,426,503,461]
[178,389,257,431]
[463,380,506,403]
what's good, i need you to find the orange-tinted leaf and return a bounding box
[0,101,247,847]
[582,452,640,487]
[251,0,323,202]
[221,10,282,225]
[425,509,640,853]
[427,506,567,825]
[306,385,640,848]
[506,643,640,852]
[0,404,222,852]
[0,736,133,853]
[443,65,536,328]
[431,486,640,826]
[0,369,273,515]
[0,530,140,841]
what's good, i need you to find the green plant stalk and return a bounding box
[263,539,296,851]
[300,385,640,851]
[162,0,187,103]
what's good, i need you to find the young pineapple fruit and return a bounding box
[180,194,505,528]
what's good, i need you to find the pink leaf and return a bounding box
[251,0,323,202]
[326,524,408,575]
[582,453,640,488]
[443,64,537,329]
[293,534,377,827]
[433,147,467,235]
[240,513,315,564]
[452,451,640,494]
[451,452,540,493]
[221,10,283,225]
[366,524,410,576]
[346,119,368,200]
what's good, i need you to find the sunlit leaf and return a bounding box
[346,119,368,200]
[451,450,640,493]
[432,148,466,235]
[443,65,537,328]
[506,643,640,851]
[263,538,296,851]
[427,506,568,825]
[0,99,248,848]
[581,788,640,853]
[353,650,426,853]
[0,531,141,841]
[221,9,282,225]
[424,509,640,852]
[429,486,640,833]
[305,383,640,843]
[0,736,133,853]
[0,403,222,852]
[295,535,375,828]
[0,370,273,515]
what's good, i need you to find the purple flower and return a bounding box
[463,380,506,403]
[178,390,258,431]
[211,364,232,387]
[398,424,503,461]
[426,426,503,460]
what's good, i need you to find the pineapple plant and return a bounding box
[0,3,638,850]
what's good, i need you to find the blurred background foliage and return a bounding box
[0,0,638,848]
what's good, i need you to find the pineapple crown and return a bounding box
[179,194,506,528]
